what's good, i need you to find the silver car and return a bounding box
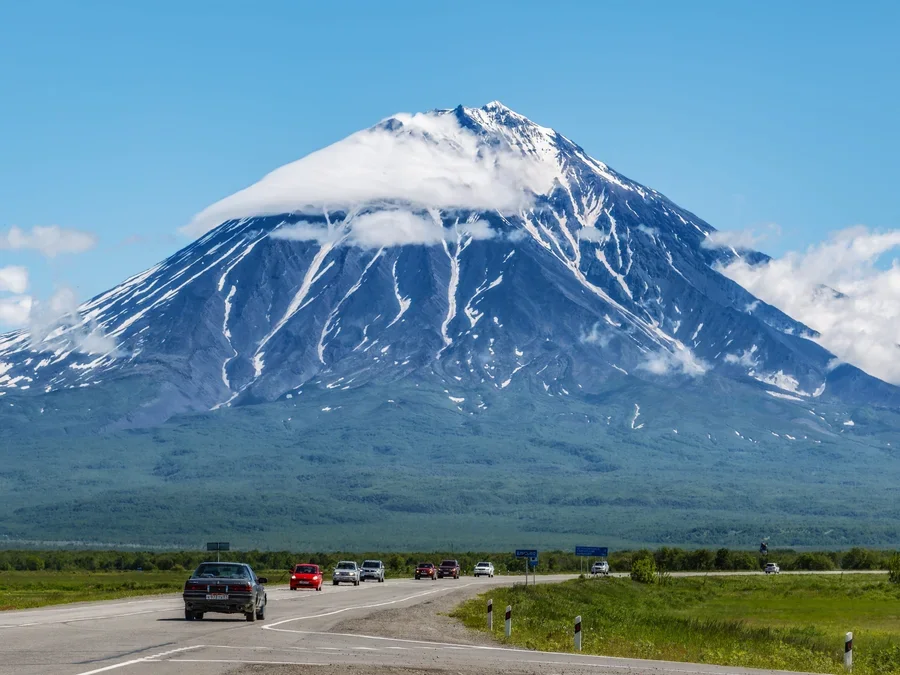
[333,560,360,586]
[360,559,385,582]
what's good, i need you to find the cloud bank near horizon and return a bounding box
[718,226,900,384]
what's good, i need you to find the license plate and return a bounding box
[299,581,310,585]
[205,593,228,600]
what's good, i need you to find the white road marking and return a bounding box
[0,608,171,629]
[168,659,328,666]
[263,583,478,630]
[73,645,204,675]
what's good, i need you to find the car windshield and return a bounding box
[441,560,456,566]
[337,562,356,570]
[418,563,432,568]
[476,562,490,567]
[363,561,379,567]
[295,565,318,574]
[193,563,249,579]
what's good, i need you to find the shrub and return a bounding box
[790,553,835,571]
[888,553,900,584]
[631,556,658,584]
[841,547,881,570]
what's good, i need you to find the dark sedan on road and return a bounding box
[183,562,268,622]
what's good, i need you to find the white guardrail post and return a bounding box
[575,615,582,651]
[844,632,852,671]
[505,605,512,637]
[487,599,492,630]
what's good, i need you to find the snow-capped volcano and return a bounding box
[0,101,897,424]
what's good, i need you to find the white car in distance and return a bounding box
[473,561,494,577]
[590,561,610,576]
[764,562,780,574]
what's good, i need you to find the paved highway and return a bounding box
[0,573,843,675]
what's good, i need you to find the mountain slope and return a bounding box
[0,101,897,548]
[2,102,894,425]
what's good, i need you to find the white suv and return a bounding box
[591,561,610,576]
[333,561,360,586]
[764,562,780,574]
[473,561,494,577]
[360,560,385,582]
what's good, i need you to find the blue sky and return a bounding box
[1,0,898,304]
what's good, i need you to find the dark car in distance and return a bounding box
[438,559,460,579]
[415,562,437,580]
[183,562,268,622]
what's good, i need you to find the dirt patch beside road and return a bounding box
[327,580,498,646]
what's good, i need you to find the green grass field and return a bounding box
[452,575,900,675]
[0,569,289,611]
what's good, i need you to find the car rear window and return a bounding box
[193,564,248,579]
[295,565,318,574]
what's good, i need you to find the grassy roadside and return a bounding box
[0,569,288,611]
[451,575,900,675]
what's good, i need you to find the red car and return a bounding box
[290,563,323,591]
[415,562,437,580]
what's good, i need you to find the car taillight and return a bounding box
[232,584,252,593]
[185,582,204,591]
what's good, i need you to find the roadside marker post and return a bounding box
[505,605,512,637]
[488,599,493,630]
[844,632,852,670]
[574,615,582,652]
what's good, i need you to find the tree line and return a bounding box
[0,547,897,575]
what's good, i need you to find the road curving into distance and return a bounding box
[0,570,879,675]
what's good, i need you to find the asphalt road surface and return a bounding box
[0,572,847,675]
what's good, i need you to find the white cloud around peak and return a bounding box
[701,224,779,251]
[717,226,900,385]
[271,212,496,249]
[0,225,98,257]
[186,110,558,237]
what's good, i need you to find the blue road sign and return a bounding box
[575,546,608,557]
[515,549,538,559]
[529,558,538,567]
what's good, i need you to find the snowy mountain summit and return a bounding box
[1,102,896,425]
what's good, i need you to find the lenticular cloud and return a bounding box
[186,110,557,237]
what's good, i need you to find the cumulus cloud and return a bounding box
[724,347,760,368]
[635,224,659,239]
[580,322,612,347]
[185,110,558,236]
[271,212,496,249]
[717,226,900,384]
[638,345,709,377]
[27,287,118,355]
[577,227,607,243]
[701,224,779,251]
[0,225,98,257]
[0,295,32,326]
[270,221,337,246]
[0,266,28,294]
